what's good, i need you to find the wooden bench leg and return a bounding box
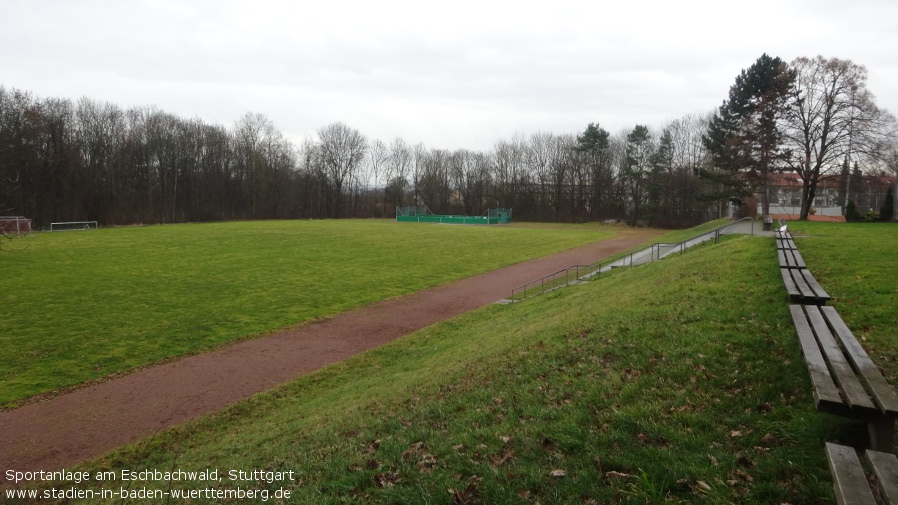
[868,417,896,453]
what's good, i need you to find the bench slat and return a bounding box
[806,306,878,413]
[789,269,815,300]
[826,443,878,505]
[791,248,807,269]
[778,249,788,268]
[777,238,797,250]
[781,268,802,300]
[865,450,898,504]
[800,270,831,303]
[822,306,898,417]
[790,305,846,413]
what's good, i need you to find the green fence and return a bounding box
[396,206,512,225]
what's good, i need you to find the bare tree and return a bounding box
[367,139,388,217]
[524,132,555,221]
[384,137,411,213]
[316,122,367,218]
[782,56,889,219]
[234,112,274,219]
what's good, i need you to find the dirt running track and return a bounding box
[0,229,661,479]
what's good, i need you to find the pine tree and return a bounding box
[845,200,861,222]
[701,54,795,216]
[881,187,894,222]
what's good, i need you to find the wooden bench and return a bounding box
[778,247,807,269]
[763,214,773,231]
[781,268,831,305]
[776,235,797,251]
[791,304,898,451]
[774,230,829,304]
[826,443,898,504]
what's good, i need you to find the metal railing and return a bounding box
[509,217,754,302]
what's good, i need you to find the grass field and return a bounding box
[25,221,894,504]
[786,221,898,380]
[0,220,621,407]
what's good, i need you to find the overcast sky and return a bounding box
[2,0,896,151]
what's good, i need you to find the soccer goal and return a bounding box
[0,216,34,236]
[49,221,98,232]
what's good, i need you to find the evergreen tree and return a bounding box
[622,125,654,225]
[576,123,612,219]
[647,128,674,223]
[881,187,894,222]
[701,54,795,215]
[845,200,861,222]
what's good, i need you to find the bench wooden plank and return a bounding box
[778,248,788,268]
[790,269,815,301]
[791,248,807,268]
[822,306,898,417]
[865,450,898,504]
[778,248,806,269]
[782,268,822,304]
[826,443,878,505]
[790,305,846,413]
[806,306,879,414]
[800,270,831,303]
[777,238,798,250]
[781,268,803,300]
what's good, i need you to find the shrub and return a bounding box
[845,200,862,222]
[863,210,881,222]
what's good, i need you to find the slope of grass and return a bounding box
[32,224,898,504]
[0,220,619,407]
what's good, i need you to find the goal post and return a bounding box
[0,216,34,236]
[49,221,98,232]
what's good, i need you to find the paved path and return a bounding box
[0,228,662,479]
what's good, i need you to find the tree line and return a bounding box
[1,54,895,229]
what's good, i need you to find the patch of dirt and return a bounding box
[0,229,661,478]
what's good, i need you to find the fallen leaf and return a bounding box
[373,472,401,488]
[550,469,566,478]
[604,471,631,479]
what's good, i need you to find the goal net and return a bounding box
[0,216,34,236]
[50,221,98,232]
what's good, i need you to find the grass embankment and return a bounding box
[34,221,894,504]
[0,220,616,407]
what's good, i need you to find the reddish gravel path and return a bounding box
[0,229,661,478]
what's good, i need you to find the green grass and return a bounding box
[23,221,895,504]
[0,220,620,407]
[786,221,898,381]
